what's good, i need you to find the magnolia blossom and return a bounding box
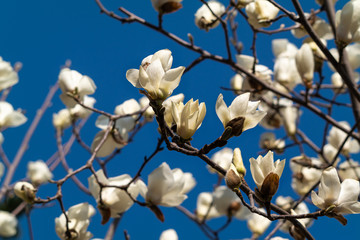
[53,108,71,130]
[114,98,141,119]
[163,93,184,127]
[69,95,96,119]
[292,16,333,40]
[27,160,53,186]
[259,132,285,154]
[207,147,233,174]
[0,211,17,238]
[236,54,273,85]
[329,44,360,71]
[126,49,185,100]
[311,167,360,214]
[295,43,314,88]
[194,0,225,31]
[58,68,96,108]
[327,121,360,156]
[91,129,128,157]
[247,209,271,236]
[0,101,26,128]
[336,0,360,45]
[196,186,250,221]
[139,96,155,120]
[216,93,267,137]
[14,181,36,203]
[338,159,360,180]
[290,157,322,196]
[88,170,146,218]
[331,72,360,94]
[245,0,279,29]
[151,0,182,14]
[55,202,95,240]
[159,229,178,240]
[145,162,196,207]
[171,98,206,140]
[0,57,18,91]
[250,151,285,197]
[278,98,299,137]
[225,148,246,189]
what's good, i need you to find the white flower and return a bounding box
[278,99,299,137]
[196,192,221,220]
[0,211,17,238]
[338,159,360,181]
[290,157,322,196]
[329,44,360,71]
[292,16,333,40]
[336,0,360,45]
[207,148,233,174]
[259,132,285,154]
[0,101,26,128]
[331,72,360,94]
[327,121,360,156]
[159,229,178,240]
[55,202,95,240]
[295,43,314,88]
[236,55,273,86]
[171,98,206,140]
[114,98,141,119]
[88,169,146,218]
[247,209,271,236]
[58,68,96,108]
[139,96,155,120]
[194,0,225,31]
[151,0,182,14]
[0,57,18,91]
[91,129,128,157]
[216,93,267,137]
[145,162,196,207]
[53,108,72,130]
[250,151,285,197]
[14,181,36,203]
[69,95,96,119]
[27,160,53,186]
[163,93,184,127]
[126,49,185,100]
[245,0,279,29]
[311,167,360,214]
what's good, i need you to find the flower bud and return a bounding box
[195,0,225,31]
[14,181,36,203]
[225,165,241,189]
[232,148,246,176]
[151,0,182,14]
[260,172,280,198]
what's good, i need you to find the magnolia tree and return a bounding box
[1,0,360,239]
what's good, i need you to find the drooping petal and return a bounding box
[126,69,141,88]
[215,94,230,127]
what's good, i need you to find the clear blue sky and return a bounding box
[0,0,359,239]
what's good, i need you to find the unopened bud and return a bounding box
[159,2,182,14]
[14,181,36,203]
[233,148,246,176]
[225,166,241,189]
[260,172,280,198]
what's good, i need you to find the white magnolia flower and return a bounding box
[295,43,314,88]
[53,108,72,130]
[91,129,128,157]
[259,132,285,154]
[55,202,95,240]
[331,72,360,94]
[0,101,26,128]
[290,157,322,196]
[196,192,221,220]
[216,92,267,137]
[272,39,298,59]
[0,211,17,238]
[69,95,96,119]
[245,0,279,29]
[126,49,185,100]
[336,0,360,45]
[58,68,96,108]
[292,16,333,40]
[159,229,178,240]
[278,98,299,137]
[0,57,18,91]
[194,0,225,31]
[151,0,182,14]
[114,98,141,119]
[311,167,360,214]
[327,121,360,156]
[171,98,206,140]
[139,96,155,120]
[250,151,285,197]
[27,160,53,186]
[339,159,360,181]
[88,169,146,218]
[247,209,271,236]
[236,55,273,84]
[207,147,233,174]
[163,93,184,127]
[145,162,196,207]
[14,181,36,203]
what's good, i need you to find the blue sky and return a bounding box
[1,0,360,239]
